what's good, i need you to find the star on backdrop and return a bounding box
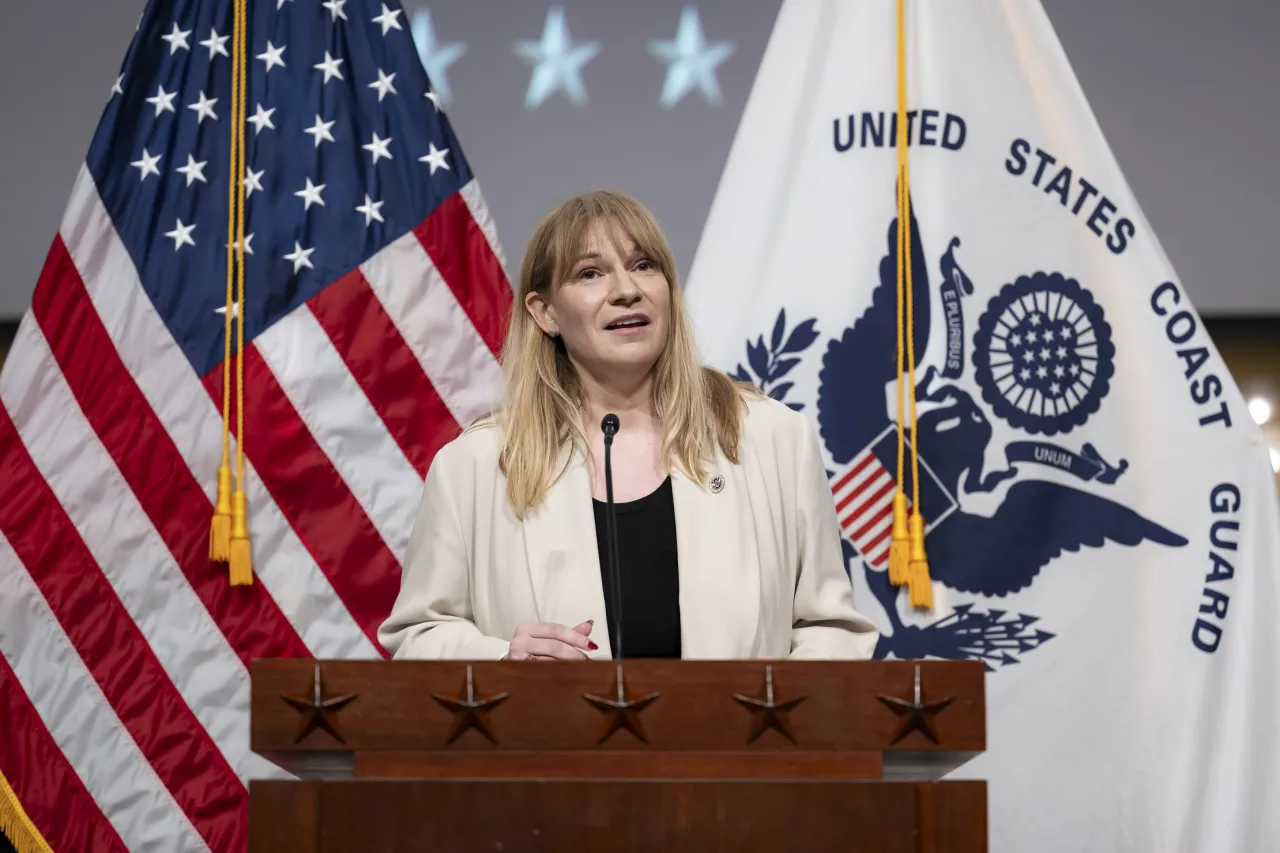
[648,7,735,108]
[410,9,466,106]
[515,7,600,109]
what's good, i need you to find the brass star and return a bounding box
[431,665,510,744]
[877,663,956,745]
[280,661,358,744]
[583,665,660,744]
[732,664,808,744]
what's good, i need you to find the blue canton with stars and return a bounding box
[88,0,473,378]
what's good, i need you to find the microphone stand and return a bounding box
[601,414,624,660]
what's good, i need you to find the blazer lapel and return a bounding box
[672,464,761,659]
[521,449,613,658]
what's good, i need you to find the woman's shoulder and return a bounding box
[430,416,504,476]
[740,390,814,442]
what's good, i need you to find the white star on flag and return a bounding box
[284,241,316,273]
[244,167,265,197]
[276,0,294,8]
[648,7,735,108]
[188,91,218,123]
[322,0,349,22]
[304,115,337,147]
[175,154,208,186]
[372,3,403,35]
[418,142,450,174]
[165,218,196,250]
[247,103,276,135]
[112,75,125,96]
[214,302,240,319]
[516,7,600,109]
[409,9,465,105]
[131,149,162,181]
[363,132,393,164]
[355,195,385,226]
[369,69,398,101]
[146,85,177,116]
[200,28,230,59]
[225,234,255,256]
[161,23,192,55]
[295,178,327,210]
[257,41,286,73]
[424,88,442,111]
[314,51,345,83]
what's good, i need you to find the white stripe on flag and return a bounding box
[458,179,509,278]
[0,319,285,782]
[0,528,211,853]
[59,165,378,660]
[257,305,422,564]
[361,230,502,427]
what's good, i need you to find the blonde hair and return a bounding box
[490,189,757,516]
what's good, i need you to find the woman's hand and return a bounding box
[504,620,597,660]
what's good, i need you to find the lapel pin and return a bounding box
[710,474,725,494]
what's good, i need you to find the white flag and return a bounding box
[687,2,1280,851]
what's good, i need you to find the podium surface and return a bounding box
[249,659,987,852]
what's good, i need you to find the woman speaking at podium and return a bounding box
[379,191,878,662]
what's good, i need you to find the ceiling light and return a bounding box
[1247,396,1272,426]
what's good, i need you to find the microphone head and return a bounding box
[601,413,620,436]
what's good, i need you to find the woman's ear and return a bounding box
[525,289,558,337]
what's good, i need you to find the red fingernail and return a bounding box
[588,641,598,650]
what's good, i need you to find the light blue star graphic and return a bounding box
[410,9,466,105]
[648,7,735,108]
[515,7,600,109]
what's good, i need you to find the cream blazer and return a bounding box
[378,397,880,660]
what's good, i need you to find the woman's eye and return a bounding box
[578,268,599,280]
[635,259,653,271]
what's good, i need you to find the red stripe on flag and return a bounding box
[850,500,895,542]
[203,348,401,650]
[862,524,895,553]
[839,475,895,518]
[30,238,311,666]
[0,653,129,853]
[308,268,461,478]
[414,192,512,358]
[0,405,245,853]
[831,452,876,496]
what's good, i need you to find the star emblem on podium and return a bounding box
[583,665,661,744]
[732,664,808,744]
[432,665,510,744]
[877,663,956,745]
[280,661,358,744]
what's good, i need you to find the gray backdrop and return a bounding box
[1,0,1277,319]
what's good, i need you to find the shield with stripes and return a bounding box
[830,425,956,570]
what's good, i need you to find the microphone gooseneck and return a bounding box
[601,414,624,660]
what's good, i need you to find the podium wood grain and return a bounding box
[249,778,986,853]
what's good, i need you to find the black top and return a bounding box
[592,476,682,659]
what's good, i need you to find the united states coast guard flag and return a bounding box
[688,2,1280,851]
[0,0,508,850]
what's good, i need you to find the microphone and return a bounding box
[601,414,624,660]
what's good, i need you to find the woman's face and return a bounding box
[527,219,671,384]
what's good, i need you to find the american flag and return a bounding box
[0,0,509,850]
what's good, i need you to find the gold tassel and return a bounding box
[209,465,232,561]
[888,493,910,585]
[0,769,54,853]
[907,512,933,609]
[229,489,253,586]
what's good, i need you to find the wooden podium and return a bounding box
[249,659,986,852]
